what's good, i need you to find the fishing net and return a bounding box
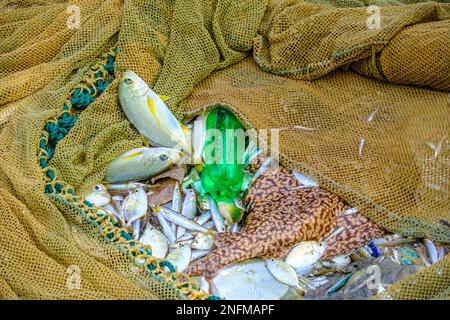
[0,0,448,299]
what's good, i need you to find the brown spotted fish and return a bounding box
[322,212,386,259]
[186,165,345,278]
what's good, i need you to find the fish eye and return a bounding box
[159,154,168,161]
[124,78,133,85]
[94,185,101,191]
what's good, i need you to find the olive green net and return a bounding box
[0,0,448,299]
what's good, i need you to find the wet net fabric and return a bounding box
[0,0,448,299]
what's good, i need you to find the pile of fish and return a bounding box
[83,70,448,300]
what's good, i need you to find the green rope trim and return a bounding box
[36,47,211,300]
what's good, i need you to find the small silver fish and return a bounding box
[285,227,344,275]
[292,170,319,188]
[123,186,148,225]
[132,219,141,239]
[156,210,176,245]
[202,220,215,229]
[85,184,110,207]
[340,207,358,215]
[285,241,326,275]
[176,239,194,247]
[105,182,148,191]
[165,243,192,272]
[211,259,294,300]
[118,71,191,153]
[177,189,197,238]
[194,211,212,225]
[192,232,215,250]
[252,157,274,182]
[209,197,225,232]
[177,232,195,242]
[140,223,169,259]
[196,194,210,211]
[172,182,182,212]
[156,206,208,233]
[105,147,182,183]
[111,195,124,206]
[266,259,305,291]
[423,239,440,264]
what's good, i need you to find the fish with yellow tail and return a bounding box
[104,147,182,183]
[119,71,191,153]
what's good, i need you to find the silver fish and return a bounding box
[163,201,177,235]
[285,241,326,275]
[243,137,261,165]
[156,206,208,233]
[176,189,197,238]
[194,211,212,225]
[104,147,182,183]
[85,184,110,207]
[122,186,148,225]
[285,227,344,275]
[252,157,274,182]
[292,170,319,188]
[156,209,176,245]
[165,243,192,272]
[340,207,358,215]
[118,71,190,153]
[211,259,297,300]
[132,219,141,239]
[196,193,210,211]
[192,232,215,250]
[423,239,440,264]
[177,232,195,242]
[172,182,182,213]
[111,195,124,206]
[266,259,306,291]
[140,223,169,259]
[209,197,225,233]
[105,182,148,191]
[202,220,215,229]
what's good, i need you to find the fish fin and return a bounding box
[147,97,160,127]
[213,232,245,248]
[158,95,170,102]
[180,122,191,136]
[140,134,150,147]
[117,150,144,160]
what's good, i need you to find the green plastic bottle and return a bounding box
[200,107,247,203]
